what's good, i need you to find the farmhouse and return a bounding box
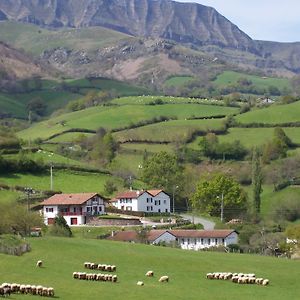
[108,229,238,250]
[111,189,171,213]
[41,193,105,226]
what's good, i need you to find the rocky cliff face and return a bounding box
[0,0,257,52]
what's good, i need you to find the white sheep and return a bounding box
[262,279,269,286]
[36,260,43,268]
[145,270,154,277]
[137,281,144,286]
[159,275,169,283]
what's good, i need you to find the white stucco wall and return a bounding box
[137,192,170,213]
[152,232,176,244]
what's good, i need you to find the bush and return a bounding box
[48,215,72,237]
[0,234,31,256]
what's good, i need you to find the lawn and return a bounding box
[0,170,120,194]
[164,76,195,87]
[214,71,291,91]
[0,236,299,300]
[235,101,300,124]
[18,103,237,141]
[114,119,226,143]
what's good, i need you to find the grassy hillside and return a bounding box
[164,76,194,87]
[19,101,238,141]
[214,71,291,91]
[0,21,131,55]
[0,237,299,300]
[235,101,300,124]
[0,170,120,194]
[114,119,225,143]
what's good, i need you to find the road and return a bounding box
[180,214,215,230]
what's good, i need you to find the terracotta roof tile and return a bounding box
[41,193,99,206]
[147,190,163,196]
[169,230,236,238]
[115,191,140,199]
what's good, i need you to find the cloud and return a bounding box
[176,0,300,42]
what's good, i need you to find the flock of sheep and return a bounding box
[0,282,54,297]
[136,271,169,286]
[206,272,270,286]
[73,261,118,283]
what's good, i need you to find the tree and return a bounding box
[141,151,183,193]
[285,224,300,244]
[252,148,263,217]
[191,173,248,221]
[104,179,117,195]
[48,215,72,237]
[26,97,47,116]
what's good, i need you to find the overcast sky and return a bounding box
[177,0,300,42]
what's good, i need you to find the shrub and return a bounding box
[0,234,31,256]
[48,215,72,237]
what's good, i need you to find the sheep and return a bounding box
[256,278,264,285]
[231,276,239,283]
[159,276,169,283]
[137,281,144,286]
[146,270,154,277]
[20,284,26,294]
[206,273,214,279]
[111,265,117,272]
[47,287,55,297]
[42,287,49,296]
[0,284,11,297]
[36,285,43,296]
[84,262,91,269]
[112,275,118,283]
[262,279,269,286]
[36,260,43,268]
[31,285,37,295]
[73,272,79,279]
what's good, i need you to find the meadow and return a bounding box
[0,236,299,300]
[214,71,291,91]
[19,102,238,141]
[163,76,195,87]
[0,170,120,194]
[235,101,300,124]
[114,119,225,143]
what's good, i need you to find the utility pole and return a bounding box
[221,193,224,222]
[172,185,178,214]
[50,162,53,191]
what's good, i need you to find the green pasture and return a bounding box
[164,76,195,87]
[0,236,299,300]
[120,143,173,154]
[0,93,25,118]
[235,101,300,124]
[110,152,144,176]
[0,190,20,204]
[214,71,291,91]
[48,132,95,143]
[3,150,86,167]
[18,103,237,141]
[111,95,223,105]
[0,21,131,55]
[114,119,226,143]
[0,170,119,194]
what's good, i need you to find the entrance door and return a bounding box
[71,218,78,225]
[47,218,54,225]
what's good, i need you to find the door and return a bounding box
[47,218,54,225]
[71,218,78,225]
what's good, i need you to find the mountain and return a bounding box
[0,0,257,52]
[0,0,299,79]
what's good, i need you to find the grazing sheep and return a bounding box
[206,273,214,279]
[36,260,43,268]
[146,270,154,277]
[31,285,37,295]
[47,287,55,297]
[262,279,269,286]
[137,281,144,286]
[42,287,48,296]
[20,284,26,294]
[36,285,43,296]
[111,265,117,272]
[84,262,91,269]
[159,276,169,283]
[73,272,79,279]
[112,275,118,283]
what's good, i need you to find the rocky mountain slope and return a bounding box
[0,0,256,52]
[0,0,299,78]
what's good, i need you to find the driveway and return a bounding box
[181,214,215,230]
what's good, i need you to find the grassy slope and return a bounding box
[0,190,20,204]
[114,119,225,143]
[0,237,299,300]
[19,103,238,141]
[120,143,173,153]
[0,170,120,193]
[235,101,300,124]
[0,21,131,55]
[164,76,194,87]
[214,71,291,90]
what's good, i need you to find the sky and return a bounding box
[177,0,300,42]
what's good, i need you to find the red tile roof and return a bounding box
[169,230,236,238]
[41,193,99,206]
[147,190,163,196]
[115,189,166,199]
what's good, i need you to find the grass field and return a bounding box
[164,76,195,87]
[0,170,120,194]
[214,71,291,91]
[114,119,226,143]
[120,143,173,154]
[0,21,131,55]
[48,132,95,143]
[0,236,299,300]
[18,103,238,141]
[235,101,300,124]
[0,190,20,204]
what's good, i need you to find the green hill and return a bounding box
[0,236,299,300]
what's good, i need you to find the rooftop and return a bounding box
[41,193,99,206]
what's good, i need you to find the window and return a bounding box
[155,200,157,205]
[158,200,161,205]
[147,198,149,203]
[151,206,153,211]
[201,238,204,245]
[208,239,211,245]
[215,238,218,245]
[86,207,92,212]
[46,207,53,213]
[222,238,225,244]
[99,206,102,212]
[163,200,166,204]
[158,209,161,213]
[187,239,190,244]
[165,209,168,212]
[147,206,150,211]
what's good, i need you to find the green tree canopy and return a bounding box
[191,173,248,221]
[141,151,183,193]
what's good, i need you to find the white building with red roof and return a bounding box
[41,193,105,226]
[111,189,170,213]
[108,229,238,250]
